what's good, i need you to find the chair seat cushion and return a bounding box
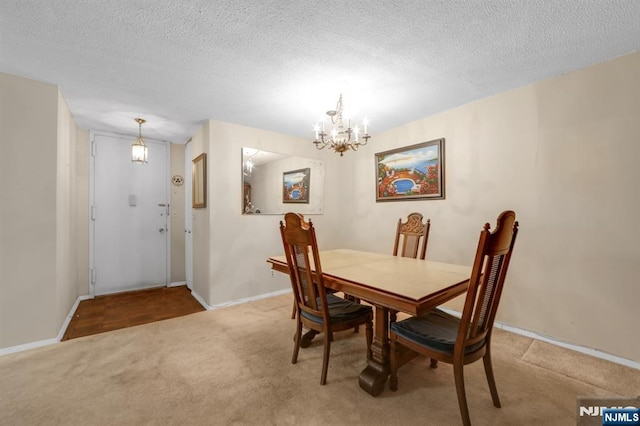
[390,309,484,355]
[301,294,372,324]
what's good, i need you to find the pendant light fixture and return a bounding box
[131,118,148,163]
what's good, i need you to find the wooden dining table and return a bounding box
[267,248,472,396]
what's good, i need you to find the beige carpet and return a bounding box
[1,294,638,425]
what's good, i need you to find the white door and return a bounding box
[184,142,193,290]
[91,132,169,296]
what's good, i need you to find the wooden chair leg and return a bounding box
[292,318,302,364]
[483,347,502,408]
[320,332,332,385]
[389,337,398,391]
[291,300,296,319]
[453,362,471,426]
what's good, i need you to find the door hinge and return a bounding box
[90,268,96,285]
[91,140,97,157]
[91,205,97,221]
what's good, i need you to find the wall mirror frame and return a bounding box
[193,153,207,208]
[241,147,324,215]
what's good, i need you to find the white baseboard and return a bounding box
[186,288,292,311]
[190,290,212,310]
[438,307,640,371]
[168,281,187,288]
[493,321,640,370]
[0,338,59,356]
[0,289,292,356]
[0,294,93,357]
[208,288,292,310]
[56,295,92,341]
[5,290,636,371]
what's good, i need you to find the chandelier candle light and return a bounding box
[313,94,370,156]
[131,117,148,163]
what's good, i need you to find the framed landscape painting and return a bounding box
[283,168,310,203]
[375,138,445,201]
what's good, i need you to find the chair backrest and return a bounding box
[457,210,519,354]
[393,212,431,260]
[279,212,329,323]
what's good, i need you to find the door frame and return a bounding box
[184,141,193,290]
[88,130,171,297]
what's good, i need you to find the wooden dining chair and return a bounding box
[393,212,431,260]
[289,213,310,319]
[279,212,373,385]
[389,212,431,322]
[389,210,519,426]
[287,214,353,320]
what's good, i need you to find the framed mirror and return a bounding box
[193,153,207,208]
[242,147,324,215]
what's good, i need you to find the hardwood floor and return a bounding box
[62,285,206,341]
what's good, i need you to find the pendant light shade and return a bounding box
[132,118,148,163]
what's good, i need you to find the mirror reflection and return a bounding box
[242,147,324,215]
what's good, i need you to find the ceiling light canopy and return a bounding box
[313,94,370,156]
[131,118,148,164]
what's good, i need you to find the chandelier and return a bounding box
[313,94,370,156]
[131,118,148,163]
[243,158,254,177]
[242,147,258,177]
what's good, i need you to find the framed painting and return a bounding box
[283,168,310,203]
[375,138,445,201]
[192,153,207,208]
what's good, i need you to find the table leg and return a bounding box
[358,305,389,396]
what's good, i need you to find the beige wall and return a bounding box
[56,90,78,327]
[2,52,638,363]
[189,120,348,306]
[188,53,639,363]
[0,73,87,348]
[343,52,640,362]
[189,123,211,301]
[170,143,186,283]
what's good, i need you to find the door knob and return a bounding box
[159,228,166,233]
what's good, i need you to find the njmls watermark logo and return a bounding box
[578,397,640,426]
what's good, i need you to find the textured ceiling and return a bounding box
[2,1,639,143]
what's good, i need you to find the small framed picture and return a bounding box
[375,138,445,201]
[192,153,207,208]
[283,168,310,203]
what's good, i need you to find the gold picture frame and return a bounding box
[192,153,207,208]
